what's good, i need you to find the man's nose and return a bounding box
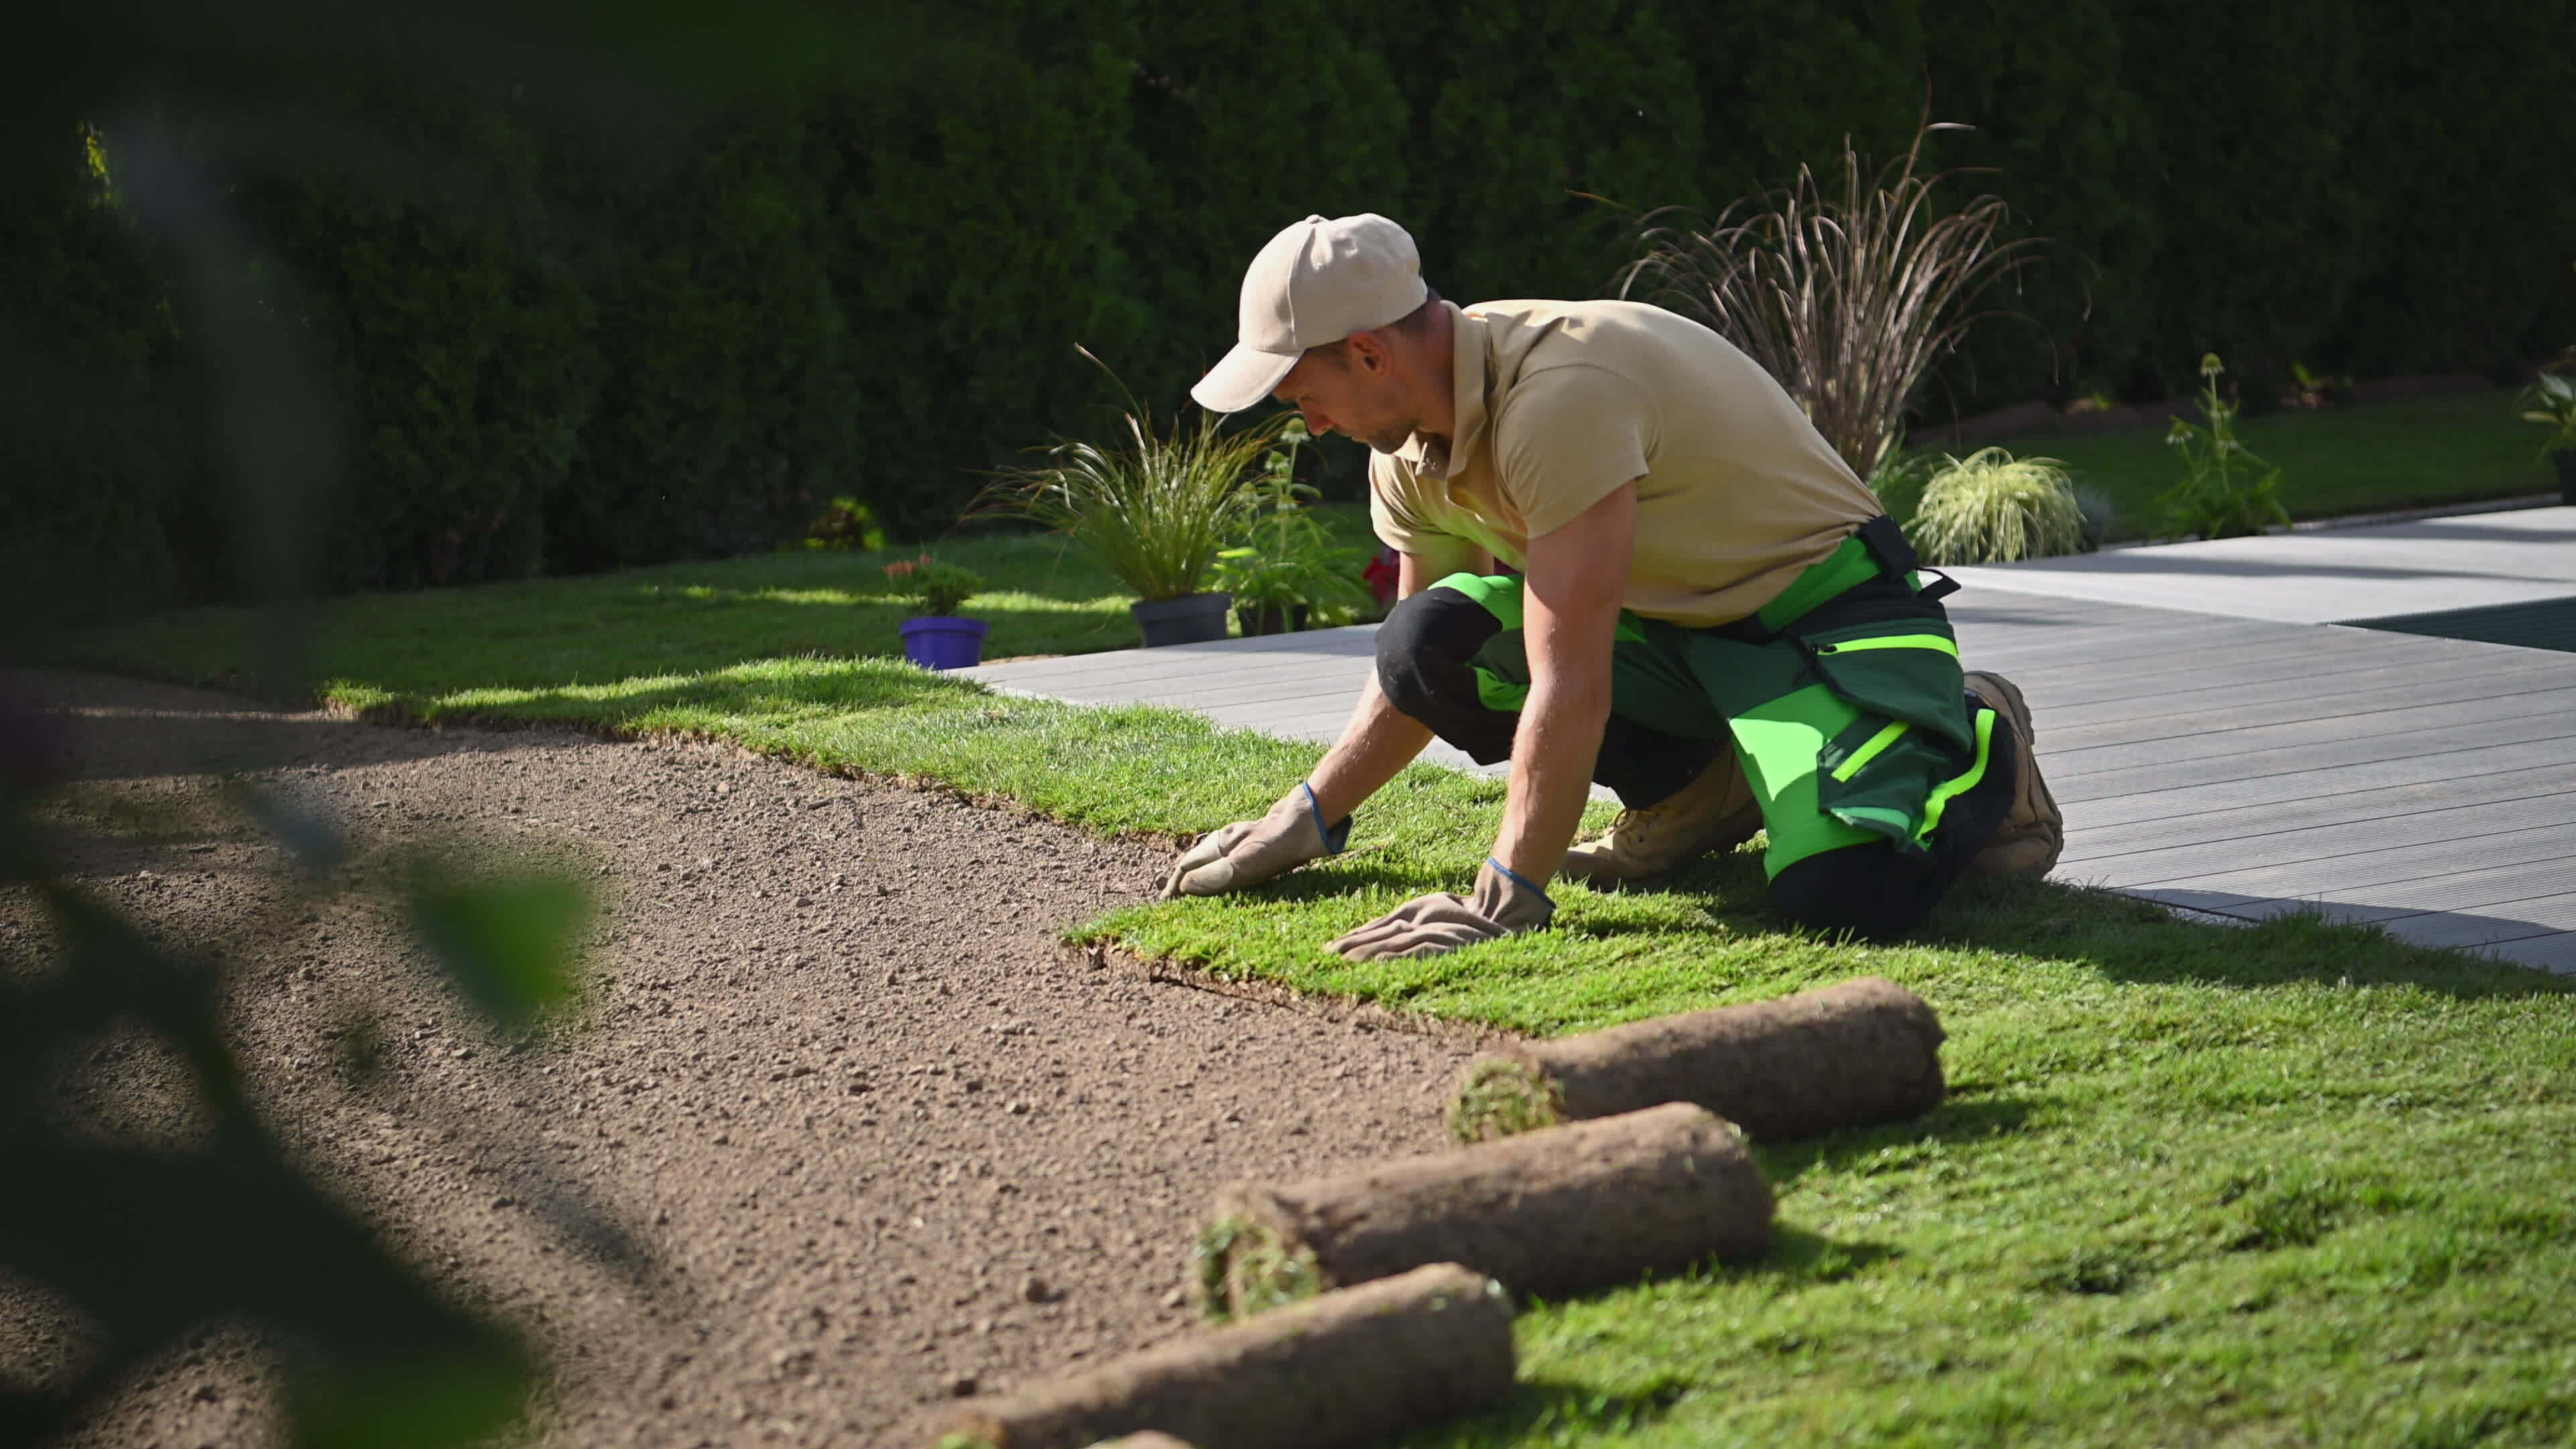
[1299,403,1336,436]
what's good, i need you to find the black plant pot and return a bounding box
[1131,591,1233,647]
[1235,603,1311,637]
[2554,448,2576,507]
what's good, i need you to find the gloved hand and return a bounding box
[1325,859,1555,961]
[1160,783,1350,898]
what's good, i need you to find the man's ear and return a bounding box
[1343,329,1391,376]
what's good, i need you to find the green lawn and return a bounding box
[42,508,1385,702]
[35,545,2576,1446]
[1936,387,2556,543]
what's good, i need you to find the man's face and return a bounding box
[1273,341,1414,453]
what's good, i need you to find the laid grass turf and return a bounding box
[1910,387,2557,543]
[36,571,2576,1444]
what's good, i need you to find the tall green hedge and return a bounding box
[10,1,2573,627]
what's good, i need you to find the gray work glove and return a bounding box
[1161,783,1350,899]
[1326,859,1555,961]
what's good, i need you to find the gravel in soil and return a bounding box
[1,671,1474,1448]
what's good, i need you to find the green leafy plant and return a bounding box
[2161,354,2290,539]
[2284,360,2352,411]
[2514,366,2576,457]
[1207,420,1377,625]
[979,352,1293,602]
[1615,117,2042,480]
[881,553,981,617]
[1903,447,2087,565]
[1864,439,1944,524]
[798,496,888,552]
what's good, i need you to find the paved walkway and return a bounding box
[969,506,2576,975]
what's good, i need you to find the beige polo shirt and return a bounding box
[1368,299,1882,627]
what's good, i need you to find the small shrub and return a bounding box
[1208,420,1376,623]
[1903,447,2086,565]
[2161,354,2290,539]
[2513,364,2576,458]
[799,496,888,552]
[882,555,981,617]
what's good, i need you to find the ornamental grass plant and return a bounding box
[1615,118,2041,480]
[979,352,1297,603]
[1904,447,2087,565]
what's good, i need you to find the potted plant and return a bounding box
[2516,362,2576,506]
[981,352,1291,647]
[885,554,987,669]
[1211,426,1378,635]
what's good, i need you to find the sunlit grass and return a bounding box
[35,462,2576,1447]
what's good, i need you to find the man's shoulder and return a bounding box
[1466,297,1715,343]
[1470,298,1722,388]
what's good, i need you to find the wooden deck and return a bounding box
[968,553,2576,975]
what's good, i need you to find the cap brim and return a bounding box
[1190,343,1299,415]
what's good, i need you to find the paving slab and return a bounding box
[966,508,2576,974]
[1941,505,2576,623]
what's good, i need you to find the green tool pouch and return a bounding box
[1796,616,1984,855]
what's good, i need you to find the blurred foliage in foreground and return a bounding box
[1,3,894,1443]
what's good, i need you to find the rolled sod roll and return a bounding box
[1203,1102,1770,1320]
[936,1264,1511,1449]
[1448,975,1945,1145]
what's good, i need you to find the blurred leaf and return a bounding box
[244,785,352,878]
[405,865,588,1029]
[295,1342,531,1449]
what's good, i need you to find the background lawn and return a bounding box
[1913,387,2557,543]
[34,557,2576,1446]
[38,505,1385,696]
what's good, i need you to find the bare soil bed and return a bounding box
[1,671,1476,1448]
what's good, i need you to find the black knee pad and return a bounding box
[1374,584,1507,725]
[1769,844,1944,942]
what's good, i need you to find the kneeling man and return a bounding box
[1165,213,2059,959]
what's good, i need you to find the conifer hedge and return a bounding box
[9,0,2572,626]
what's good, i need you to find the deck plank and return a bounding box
[962,521,2576,973]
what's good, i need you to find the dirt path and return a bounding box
[2,671,1477,1448]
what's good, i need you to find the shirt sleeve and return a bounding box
[1493,364,1654,539]
[1366,451,1438,553]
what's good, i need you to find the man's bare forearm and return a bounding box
[1305,673,1434,823]
[1491,676,1609,884]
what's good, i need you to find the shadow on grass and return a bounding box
[1392,1373,1691,1448]
[1757,1095,2039,1193]
[396,657,1001,729]
[1927,877,2573,1002]
[1404,1226,1904,1443]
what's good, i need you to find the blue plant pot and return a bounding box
[901,615,988,670]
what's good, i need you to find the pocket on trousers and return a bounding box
[1796,619,1973,754]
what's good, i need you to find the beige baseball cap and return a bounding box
[1190,213,1428,414]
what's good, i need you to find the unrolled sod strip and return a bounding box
[1203,1102,1771,1320]
[1449,975,1945,1144]
[934,1264,1511,1449]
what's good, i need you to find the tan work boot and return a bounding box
[1962,670,2062,877]
[1559,752,1763,884]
